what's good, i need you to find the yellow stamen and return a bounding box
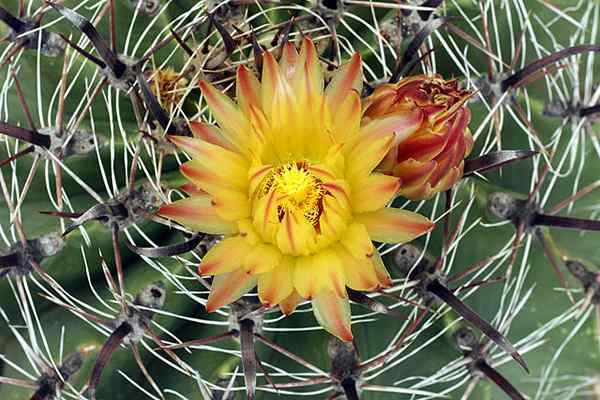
[257,161,325,227]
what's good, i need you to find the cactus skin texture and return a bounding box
[0,1,600,400]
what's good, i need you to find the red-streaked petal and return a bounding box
[158,196,237,235]
[280,290,303,315]
[258,256,294,307]
[276,211,315,256]
[248,164,273,195]
[189,121,235,152]
[355,208,434,244]
[350,173,400,213]
[326,53,362,110]
[236,65,262,116]
[340,223,374,260]
[205,268,257,312]
[199,237,250,275]
[312,290,353,342]
[199,80,250,149]
[243,243,281,274]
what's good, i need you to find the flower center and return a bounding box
[257,161,325,227]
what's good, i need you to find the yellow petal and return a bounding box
[258,256,294,307]
[280,290,303,315]
[200,237,250,275]
[199,80,251,150]
[243,243,281,274]
[158,196,237,235]
[346,134,394,183]
[180,160,246,194]
[211,188,251,221]
[294,249,346,299]
[331,90,361,143]
[236,65,262,116]
[238,219,262,245]
[350,173,400,213]
[339,222,374,260]
[336,246,380,291]
[326,53,362,110]
[292,37,323,101]
[355,208,434,244]
[205,268,257,312]
[312,290,353,341]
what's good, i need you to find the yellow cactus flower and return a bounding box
[363,75,473,200]
[159,38,433,341]
[148,68,188,110]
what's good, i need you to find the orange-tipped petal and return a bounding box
[205,268,257,312]
[236,65,262,116]
[200,237,250,275]
[340,223,374,260]
[350,173,400,213]
[199,80,251,149]
[292,37,323,99]
[258,256,294,307]
[243,243,281,274]
[188,121,235,152]
[312,290,353,342]
[279,41,299,79]
[355,208,434,244]
[326,53,362,110]
[169,136,249,183]
[372,250,393,288]
[280,290,303,315]
[261,51,282,120]
[179,183,205,196]
[158,196,237,235]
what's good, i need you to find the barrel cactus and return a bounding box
[0,0,599,399]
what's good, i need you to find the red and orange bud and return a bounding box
[363,75,473,200]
